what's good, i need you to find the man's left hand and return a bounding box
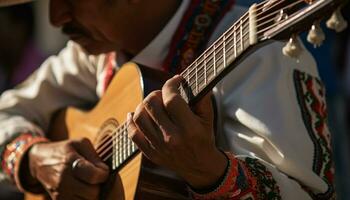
[127,75,228,189]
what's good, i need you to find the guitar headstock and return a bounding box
[252,0,348,58]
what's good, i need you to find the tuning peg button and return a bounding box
[307,22,325,47]
[282,35,303,59]
[326,8,348,32]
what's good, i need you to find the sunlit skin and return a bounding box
[49,0,180,55]
[25,0,228,199]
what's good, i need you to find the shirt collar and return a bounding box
[121,0,190,70]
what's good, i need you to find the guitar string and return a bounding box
[94,0,290,154]
[96,0,307,160]
[183,0,305,92]
[97,9,304,162]
[96,0,308,161]
[178,1,305,96]
[179,0,299,81]
[181,0,305,87]
[179,0,291,81]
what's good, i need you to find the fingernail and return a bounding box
[127,112,134,121]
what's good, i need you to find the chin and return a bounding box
[74,39,116,55]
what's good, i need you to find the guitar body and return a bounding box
[25,63,190,200]
[24,1,342,199]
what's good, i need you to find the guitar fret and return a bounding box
[186,67,191,99]
[115,133,119,168]
[122,131,126,163]
[124,127,128,158]
[195,62,198,94]
[125,125,128,159]
[112,133,116,170]
[118,132,122,168]
[106,6,266,167]
[213,44,217,77]
[223,35,226,68]
[207,50,214,83]
[204,53,207,85]
[240,19,243,52]
[234,26,237,58]
[129,135,133,156]
[225,29,235,65]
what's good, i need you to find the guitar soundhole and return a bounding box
[95,118,119,168]
[94,119,128,200]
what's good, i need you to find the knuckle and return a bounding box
[132,111,143,125]
[147,90,161,101]
[165,135,183,150]
[163,95,180,109]
[143,96,156,108]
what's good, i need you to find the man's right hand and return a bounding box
[28,138,109,200]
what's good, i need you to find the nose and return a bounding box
[49,0,72,27]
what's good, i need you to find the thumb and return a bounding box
[71,156,109,184]
[71,138,109,184]
[72,138,109,170]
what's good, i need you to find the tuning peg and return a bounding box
[282,35,303,59]
[307,21,325,47]
[326,8,348,32]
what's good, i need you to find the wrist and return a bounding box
[184,149,228,189]
[188,152,239,199]
[1,132,48,192]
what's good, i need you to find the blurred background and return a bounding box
[0,0,349,199]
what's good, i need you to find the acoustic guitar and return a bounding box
[25,0,347,199]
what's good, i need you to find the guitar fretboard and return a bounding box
[94,0,343,170]
[179,9,255,103]
[100,5,260,170]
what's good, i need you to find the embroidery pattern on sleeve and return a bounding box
[237,158,281,200]
[293,69,335,199]
[1,132,48,190]
[189,153,281,200]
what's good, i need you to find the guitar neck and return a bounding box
[179,4,259,105]
[105,6,258,171]
[99,0,345,170]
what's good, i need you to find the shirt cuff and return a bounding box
[188,152,239,199]
[1,132,48,192]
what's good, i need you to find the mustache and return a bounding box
[62,23,89,37]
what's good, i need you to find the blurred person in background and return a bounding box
[0,3,46,93]
[0,3,45,200]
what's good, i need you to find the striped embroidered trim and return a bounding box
[293,69,335,199]
[189,155,282,200]
[163,0,236,74]
[189,152,238,199]
[1,133,48,191]
[237,158,281,199]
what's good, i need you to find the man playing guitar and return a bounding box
[0,0,337,199]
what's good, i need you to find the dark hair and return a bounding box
[0,3,35,37]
